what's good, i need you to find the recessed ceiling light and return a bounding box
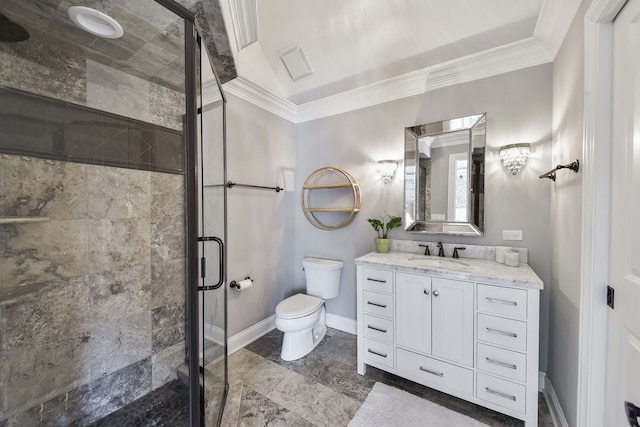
[67,6,123,39]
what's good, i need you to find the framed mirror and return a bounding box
[404,113,485,235]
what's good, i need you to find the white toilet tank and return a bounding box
[303,257,343,299]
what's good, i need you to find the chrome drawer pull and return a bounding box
[367,277,387,283]
[486,297,518,306]
[485,387,517,401]
[486,327,517,338]
[367,325,388,333]
[419,366,444,377]
[367,301,387,308]
[486,357,517,370]
[368,349,388,358]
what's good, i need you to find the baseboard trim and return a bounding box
[203,322,225,345]
[540,373,569,427]
[227,315,276,355]
[326,313,357,335]
[224,313,355,356]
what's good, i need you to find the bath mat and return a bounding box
[348,382,489,427]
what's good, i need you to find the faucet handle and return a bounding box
[418,243,430,256]
[452,247,466,258]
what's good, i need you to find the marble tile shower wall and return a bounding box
[0,29,188,424]
[0,39,185,132]
[0,154,186,425]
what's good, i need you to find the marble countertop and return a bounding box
[355,251,543,290]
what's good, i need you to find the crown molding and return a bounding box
[202,78,223,106]
[534,0,583,58]
[223,77,298,122]
[227,0,258,51]
[223,38,553,124]
[296,37,552,123]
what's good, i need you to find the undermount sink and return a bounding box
[406,256,469,268]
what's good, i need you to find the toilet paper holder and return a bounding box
[230,276,253,289]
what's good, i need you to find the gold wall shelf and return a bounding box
[300,167,361,230]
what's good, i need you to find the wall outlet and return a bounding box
[503,230,523,240]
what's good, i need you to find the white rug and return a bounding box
[348,383,489,427]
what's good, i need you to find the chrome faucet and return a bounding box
[452,247,466,258]
[436,242,445,257]
[418,243,430,256]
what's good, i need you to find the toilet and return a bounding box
[275,257,343,361]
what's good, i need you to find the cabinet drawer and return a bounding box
[477,314,527,351]
[362,267,394,293]
[477,372,526,414]
[363,314,394,343]
[363,291,394,318]
[477,284,527,320]
[477,343,527,383]
[396,348,473,397]
[363,338,394,368]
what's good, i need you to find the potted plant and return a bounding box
[368,214,402,253]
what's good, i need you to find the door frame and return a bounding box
[579,0,627,425]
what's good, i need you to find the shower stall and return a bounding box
[0,0,227,425]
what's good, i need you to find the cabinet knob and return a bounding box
[433,290,440,297]
[423,289,430,295]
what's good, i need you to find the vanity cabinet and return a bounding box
[356,257,541,427]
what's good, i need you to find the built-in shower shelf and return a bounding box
[0,216,50,225]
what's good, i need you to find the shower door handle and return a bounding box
[198,236,224,290]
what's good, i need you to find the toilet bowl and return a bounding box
[275,293,326,361]
[275,257,343,361]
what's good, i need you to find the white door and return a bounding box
[396,272,432,354]
[431,277,474,366]
[606,1,640,425]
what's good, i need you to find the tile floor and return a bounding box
[90,327,555,426]
[220,328,555,426]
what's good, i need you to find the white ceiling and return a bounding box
[218,0,582,122]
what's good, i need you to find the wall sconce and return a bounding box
[377,160,398,184]
[499,143,530,175]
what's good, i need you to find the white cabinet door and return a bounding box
[396,272,432,354]
[431,277,474,366]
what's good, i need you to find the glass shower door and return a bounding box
[1,0,203,425]
[197,43,228,425]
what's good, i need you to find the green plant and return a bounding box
[367,214,402,239]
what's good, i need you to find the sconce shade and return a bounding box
[499,143,530,175]
[377,160,398,184]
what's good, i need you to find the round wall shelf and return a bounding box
[300,167,361,230]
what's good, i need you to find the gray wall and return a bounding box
[293,64,553,370]
[548,0,591,424]
[225,94,297,336]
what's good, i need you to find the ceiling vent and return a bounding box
[280,45,313,81]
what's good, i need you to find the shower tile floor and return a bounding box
[87,380,189,427]
[91,327,554,426]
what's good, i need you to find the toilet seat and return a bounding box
[276,293,323,319]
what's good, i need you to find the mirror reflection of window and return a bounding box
[448,154,468,222]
